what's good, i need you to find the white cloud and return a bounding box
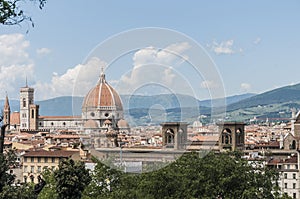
[200,80,219,89]
[0,33,31,65]
[133,42,190,67]
[240,83,251,92]
[34,57,106,99]
[0,34,34,99]
[36,47,51,55]
[208,39,242,55]
[116,42,192,95]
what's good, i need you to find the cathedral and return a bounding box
[3,70,130,147]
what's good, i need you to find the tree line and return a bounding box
[0,150,293,199]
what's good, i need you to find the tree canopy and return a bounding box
[0,151,290,199]
[82,152,288,199]
[0,0,46,26]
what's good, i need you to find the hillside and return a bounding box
[227,83,300,111]
[3,83,300,124]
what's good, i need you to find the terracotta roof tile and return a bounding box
[10,112,20,124]
[23,149,78,157]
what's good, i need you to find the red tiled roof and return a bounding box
[284,156,297,164]
[82,73,123,110]
[10,112,20,124]
[51,134,80,139]
[39,116,81,119]
[190,135,219,142]
[23,149,77,157]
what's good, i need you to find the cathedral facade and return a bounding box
[6,71,129,138]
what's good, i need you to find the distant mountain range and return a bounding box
[0,93,255,115]
[1,82,300,124]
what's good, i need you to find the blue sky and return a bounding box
[0,0,299,100]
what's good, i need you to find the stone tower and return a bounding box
[29,104,39,130]
[3,94,11,129]
[20,83,35,130]
[217,122,245,151]
[161,122,188,150]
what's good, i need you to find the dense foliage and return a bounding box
[53,159,91,199]
[0,151,292,199]
[0,150,16,192]
[0,0,46,25]
[83,152,287,199]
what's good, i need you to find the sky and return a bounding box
[0,0,300,101]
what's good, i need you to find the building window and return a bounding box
[24,166,28,173]
[51,122,54,126]
[30,166,34,173]
[24,157,27,162]
[287,165,290,169]
[44,157,48,163]
[38,157,41,163]
[31,157,34,162]
[52,157,55,163]
[51,166,55,171]
[293,183,296,189]
[31,109,34,118]
[37,166,41,173]
[284,173,287,179]
[23,98,26,108]
[294,193,297,199]
[293,173,296,179]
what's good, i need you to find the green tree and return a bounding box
[0,183,37,199]
[0,0,46,26]
[82,158,122,199]
[37,168,58,199]
[54,159,91,199]
[0,150,16,192]
[107,152,287,199]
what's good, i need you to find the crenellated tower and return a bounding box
[20,83,35,130]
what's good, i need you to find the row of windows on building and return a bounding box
[284,182,297,189]
[38,122,78,126]
[24,157,56,163]
[23,165,56,173]
[283,173,297,179]
[282,192,297,199]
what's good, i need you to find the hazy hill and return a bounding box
[227,83,300,111]
[0,93,254,116]
[200,93,256,107]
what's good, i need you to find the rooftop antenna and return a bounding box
[25,76,28,87]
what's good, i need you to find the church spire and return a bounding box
[3,93,10,126]
[4,93,10,111]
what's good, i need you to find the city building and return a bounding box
[22,150,80,183]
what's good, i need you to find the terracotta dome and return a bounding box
[84,119,99,128]
[82,72,123,111]
[118,119,129,128]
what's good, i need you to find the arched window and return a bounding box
[291,140,297,150]
[222,129,232,144]
[23,98,26,107]
[166,129,174,145]
[236,129,242,144]
[31,109,34,118]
